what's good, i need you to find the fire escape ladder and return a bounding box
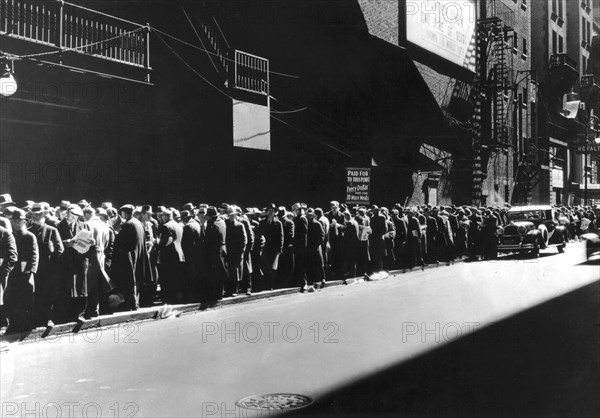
[200,18,229,76]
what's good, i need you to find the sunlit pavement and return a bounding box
[1,242,598,417]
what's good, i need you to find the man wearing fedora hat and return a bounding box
[5,209,39,333]
[201,206,227,308]
[157,208,185,304]
[256,204,283,292]
[292,203,308,291]
[181,209,202,302]
[55,200,71,222]
[140,205,158,291]
[277,206,294,288]
[224,206,248,297]
[112,205,152,310]
[306,208,325,292]
[0,224,18,330]
[29,203,64,327]
[326,201,345,280]
[0,193,15,232]
[56,204,90,323]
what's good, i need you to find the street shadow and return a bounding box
[289,280,600,418]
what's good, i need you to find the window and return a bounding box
[582,17,586,42]
[587,21,591,44]
[521,0,527,10]
[558,0,563,18]
[513,32,518,54]
[583,56,587,74]
[522,87,528,107]
[558,34,563,53]
[552,30,557,54]
[522,38,528,58]
[552,0,557,15]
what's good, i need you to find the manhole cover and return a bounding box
[236,393,314,410]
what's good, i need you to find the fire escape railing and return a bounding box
[0,0,150,71]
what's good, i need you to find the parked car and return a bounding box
[497,205,568,257]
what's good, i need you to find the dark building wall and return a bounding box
[1,0,454,208]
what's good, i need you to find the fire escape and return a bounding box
[471,0,515,205]
[191,6,269,103]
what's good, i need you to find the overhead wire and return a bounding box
[155,30,353,158]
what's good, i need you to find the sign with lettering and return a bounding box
[406,0,477,72]
[576,144,600,154]
[346,168,371,205]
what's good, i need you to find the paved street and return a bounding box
[1,242,599,417]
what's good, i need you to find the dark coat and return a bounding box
[0,225,18,295]
[392,216,408,246]
[206,218,227,268]
[28,223,64,269]
[158,220,185,265]
[280,217,295,249]
[293,215,308,249]
[226,220,248,259]
[258,217,284,254]
[307,218,325,250]
[112,217,152,288]
[342,218,360,257]
[182,219,202,278]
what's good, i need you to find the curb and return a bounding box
[1,259,466,344]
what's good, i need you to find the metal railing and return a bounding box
[0,0,149,69]
[234,49,268,96]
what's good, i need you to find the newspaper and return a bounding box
[72,229,94,254]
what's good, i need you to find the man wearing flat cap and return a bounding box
[56,204,90,323]
[157,208,185,304]
[257,204,283,291]
[5,209,39,332]
[29,203,64,327]
[111,205,152,310]
[0,224,18,330]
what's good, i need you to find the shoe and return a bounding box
[319,281,326,289]
[77,316,86,323]
[308,286,315,293]
[46,320,54,328]
[301,285,308,293]
[246,290,252,296]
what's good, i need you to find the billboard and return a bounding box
[406,1,477,72]
[233,99,271,150]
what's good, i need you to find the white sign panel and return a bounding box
[232,100,271,151]
[406,1,477,72]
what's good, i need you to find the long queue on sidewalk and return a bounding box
[0,192,597,335]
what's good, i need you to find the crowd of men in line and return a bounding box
[0,192,598,334]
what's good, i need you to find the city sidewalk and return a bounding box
[0,260,465,345]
